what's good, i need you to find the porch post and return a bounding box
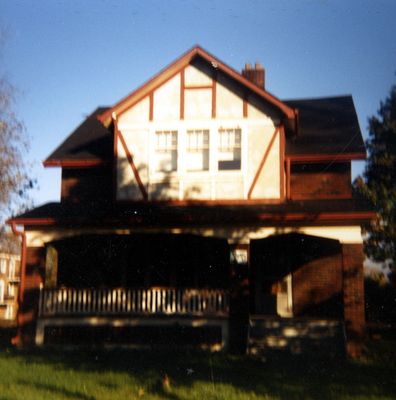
[45,246,58,288]
[35,312,45,346]
[17,246,45,346]
[342,243,365,358]
[228,240,250,354]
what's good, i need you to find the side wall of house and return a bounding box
[61,166,113,203]
[289,162,352,200]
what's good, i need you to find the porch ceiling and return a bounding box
[8,199,374,228]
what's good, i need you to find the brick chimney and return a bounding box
[242,62,265,89]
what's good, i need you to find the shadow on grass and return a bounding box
[17,380,95,400]
[2,344,396,399]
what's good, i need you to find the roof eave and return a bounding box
[286,152,367,162]
[43,159,107,168]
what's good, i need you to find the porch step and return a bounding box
[248,317,345,357]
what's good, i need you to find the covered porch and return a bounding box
[36,233,231,348]
[10,200,370,355]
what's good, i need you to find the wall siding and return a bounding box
[61,167,113,203]
[290,163,352,200]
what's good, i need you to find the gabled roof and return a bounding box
[284,96,366,159]
[97,45,297,126]
[43,50,365,167]
[44,107,112,167]
[44,96,365,167]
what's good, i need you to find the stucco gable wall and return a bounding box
[116,64,281,201]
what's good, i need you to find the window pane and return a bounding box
[218,128,241,170]
[155,131,178,172]
[0,259,6,274]
[186,129,209,171]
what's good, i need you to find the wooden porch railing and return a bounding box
[38,287,229,317]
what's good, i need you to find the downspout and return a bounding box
[10,222,27,345]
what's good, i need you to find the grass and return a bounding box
[0,340,395,400]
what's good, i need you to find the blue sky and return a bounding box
[1,0,395,206]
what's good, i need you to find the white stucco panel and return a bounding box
[117,128,149,200]
[118,96,150,125]
[216,77,243,119]
[153,74,180,121]
[184,88,212,120]
[184,65,212,86]
[247,124,280,199]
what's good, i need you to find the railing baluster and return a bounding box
[177,289,181,313]
[78,289,82,313]
[126,289,131,312]
[38,287,229,318]
[99,289,103,313]
[132,289,136,312]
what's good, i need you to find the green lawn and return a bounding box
[0,340,395,400]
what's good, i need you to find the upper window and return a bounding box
[7,283,14,297]
[0,259,6,275]
[5,305,13,320]
[155,130,178,172]
[8,259,15,279]
[186,129,209,171]
[218,128,241,170]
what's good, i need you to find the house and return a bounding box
[0,240,21,325]
[8,46,374,356]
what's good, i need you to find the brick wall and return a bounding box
[292,253,343,317]
[17,247,45,345]
[290,162,352,200]
[342,243,365,357]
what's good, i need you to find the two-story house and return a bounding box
[8,46,373,356]
[0,250,20,324]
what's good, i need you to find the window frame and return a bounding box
[186,129,210,172]
[217,127,242,171]
[154,130,178,173]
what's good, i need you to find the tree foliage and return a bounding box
[356,84,396,271]
[0,39,33,235]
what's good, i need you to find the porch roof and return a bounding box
[8,199,374,228]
